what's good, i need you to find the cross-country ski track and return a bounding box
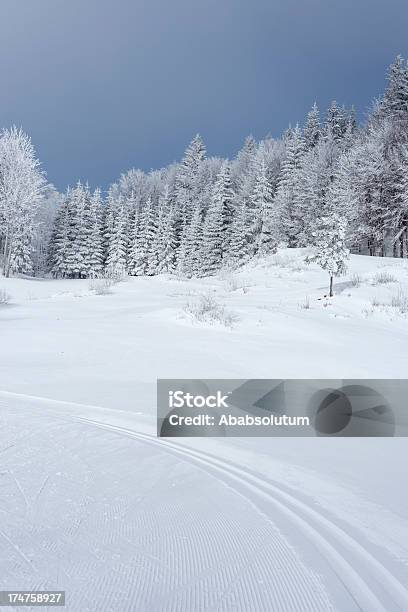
[0,391,407,611]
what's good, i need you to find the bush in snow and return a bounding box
[88,277,113,295]
[363,290,408,317]
[183,293,238,327]
[221,272,251,293]
[0,288,10,304]
[270,253,307,272]
[350,273,362,287]
[371,271,397,285]
[104,267,127,284]
[88,269,126,295]
[299,295,311,310]
[391,289,408,314]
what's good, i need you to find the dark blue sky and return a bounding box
[1,0,407,191]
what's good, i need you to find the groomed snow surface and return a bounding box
[0,249,408,611]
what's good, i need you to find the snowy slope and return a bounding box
[1,249,408,611]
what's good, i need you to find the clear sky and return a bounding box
[1,0,408,191]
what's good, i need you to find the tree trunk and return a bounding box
[329,275,334,297]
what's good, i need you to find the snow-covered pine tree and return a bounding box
[176,223,189,276]
[68,182,93,278]
[201,184,224,276]
[380,55,408,121]
[147,199,165,276]
[307,213,349,297]
[331,127,388,255]
[211,161,235,254]
[324,101,348,142]
[251,155,278,256]
[104,189,128,276]
[180,204,204,277]
[304,102,321,150]
[156,195,177,274]
[128,196,157,275]
[174,135,206,243]
[144,197,159,275]
[87,188,104,277]
[274,125,305,247]
[232,137,258,227]
[8,230,33,276]
[231,135,257,192]
[228,198,250,267]
[32,185,62,277]
[49,188,76,278]
[127,206,142,275]
[294,130,341,246]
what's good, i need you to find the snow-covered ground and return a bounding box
[1,249,408,611]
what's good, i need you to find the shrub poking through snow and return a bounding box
[350,273,362,287]
[88,268,126,295]
[372,271,397,285]
[391,289,408,314]
[183,293,238,327]
[88,276,114,295]
[299,296,311,310]
[222,273,251,293]
[0,288,10,305]
[104,267,127,284]
[364,290,408,317]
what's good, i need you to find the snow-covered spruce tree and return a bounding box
[231,135,257,194]
[331,125,391,256]
[49,188,76,278]
[68,182,94,278]
[398,150,408,257]
[8,231,33,276]
[147,197,166,276]
[228,198,250,266]
[127,206,142,275]
[174,135,206,242]
[144,197,159,275]
[104,189,128,276]
[304,102,321,150]
[0,127,46,276]
[249,153,277,257]
[307,213,349,297]
[274,125,306,247]
[87,188,104,277]
[324,101,347,142]
[294,130,342,246]
[156,197,177,274]
[372,56,408,256]
[212,161,235,250]
[379,55,408,121]
[176,223,189,276]
[201,184,225,276]
[128,196,157,275]
[231,137,258,237]
[32,184,62,276]
[50,182,102,279]
[178,204,203,277]
[178,158,228,277]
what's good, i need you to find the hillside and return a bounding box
[1,249,408,610]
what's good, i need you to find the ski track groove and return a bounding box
[1,391,407,611]
[76,416,408,612]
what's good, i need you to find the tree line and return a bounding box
[1,56,408,279]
